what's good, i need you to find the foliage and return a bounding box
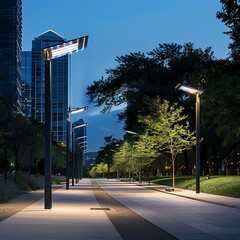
[95,135,120,178]
[112,137,153,181]
[15,174,44,191]
[52,144,66,173]
[0,180,21,203]
[86,43,214,130]
[139,97,196,188]
[52,175,65,185]
[0,97,66,178]
[113,141,136,175]
[217,0,240,62]
[89,162,108,178]
[203,60,240,147]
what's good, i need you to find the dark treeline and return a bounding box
[0,98,66,182]
[87,0,240,177]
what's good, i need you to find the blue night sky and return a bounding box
[22,0,230,152]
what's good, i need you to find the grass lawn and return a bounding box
[149,175,240,198]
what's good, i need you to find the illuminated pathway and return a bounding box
[95,178,240,240]
[0,178,240,239]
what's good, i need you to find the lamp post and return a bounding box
[77,141,87,181]
[42,35,88,209]
[71,123,87,186]
[66,107,88,190]
[76,136,87,181]
[175,84,203,194]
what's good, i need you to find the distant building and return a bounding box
[31,30,70,144]
[21,51,32,117]
[85,152,97,169]
[72,118,87,154]
[0,0,22,107]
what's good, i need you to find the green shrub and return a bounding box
[0,180,21,203]
[52,175,65,185]
[16,174,44,191]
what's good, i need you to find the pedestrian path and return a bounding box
[0,179,122,240]
[96,178,240,240]
[92,180,177,240]
[140,181,240,209]
[1,178,240,240]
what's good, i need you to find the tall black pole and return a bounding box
[72,127,75,186]
[196,93,201,194]
[79,147,83,180]
[75,143,79,184]
[44,59,52,209]
[66,111,70,190]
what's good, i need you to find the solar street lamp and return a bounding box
[175,84,203,194]
[66,107,88,190]
[76,140,88,181]
[42,35,88,209]
[71,123,88,186]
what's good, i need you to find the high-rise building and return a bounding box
[21,51,32,117]
[85,152,97,169]
[31,30,69,144]
[0,0,22,106]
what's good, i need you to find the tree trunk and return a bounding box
[107,163,110,179]
[172,159,175,189]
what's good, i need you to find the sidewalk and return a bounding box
[0,178,240,240]
[140,181,240,209]
[0,179,122,240]
[96,179,240,240]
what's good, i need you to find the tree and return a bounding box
[139,97,196,189]
[86,43,214,131]
[112,140,144,180]
[217,0,240,62]
[95,162,108,178]
[0,97,17,181]
[202,60,240,174]
[9,114,34,180]
[95,135,119,179]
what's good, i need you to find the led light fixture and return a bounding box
[175,84,203,95]
[67,106,88,116]
[43,36,88,60]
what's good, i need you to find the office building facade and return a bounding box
[0,0,22,106]
[72,118,87,153]
[31,30,69,144]
[21,51,32,117]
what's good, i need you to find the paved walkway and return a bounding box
[0,178,240,240]
[140,181,240,209]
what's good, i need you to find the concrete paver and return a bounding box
[96,179,240,240]
[0,179,122,240]
[1,178,240,240]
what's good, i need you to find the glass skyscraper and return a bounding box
[0,0,22,107]
[31,30,70,144]
[21,51,32,117]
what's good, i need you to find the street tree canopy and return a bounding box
[86,43,214,130]
[138,97,196,188]
[217,0,240,62]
